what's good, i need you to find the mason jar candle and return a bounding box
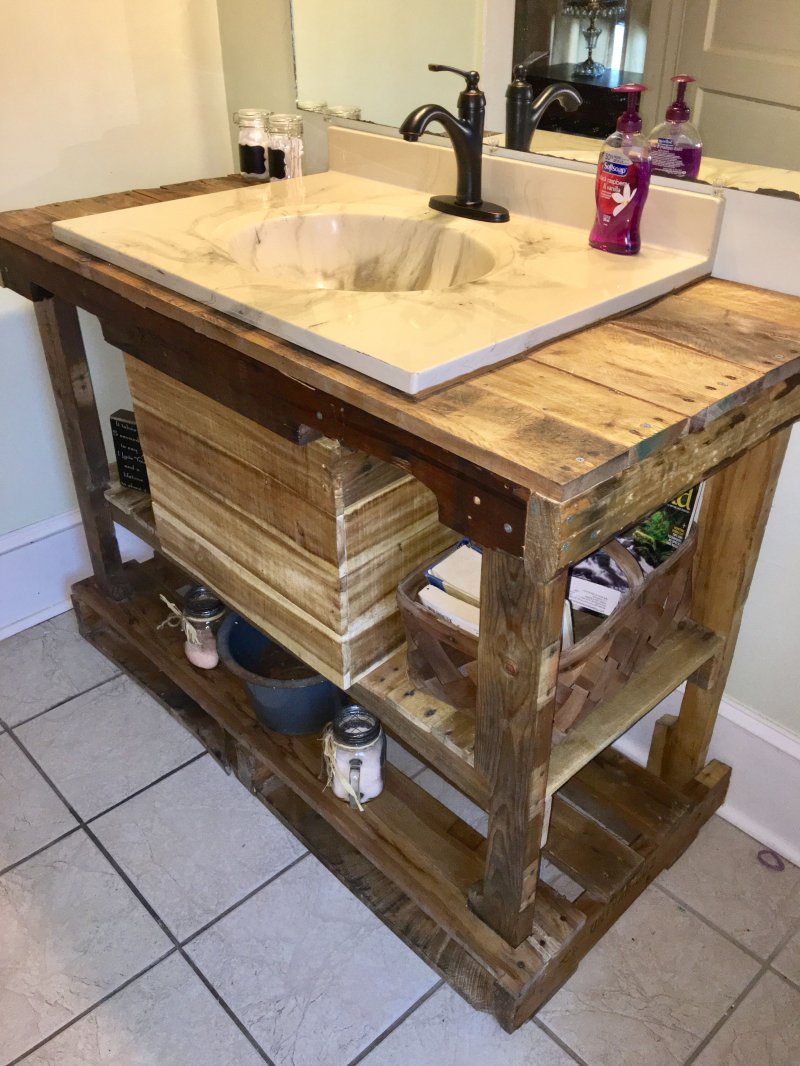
[324,704,385,810]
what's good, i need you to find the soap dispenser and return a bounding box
[648,75,703,180]
[589,84,651,256]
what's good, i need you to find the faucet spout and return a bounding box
[400,105,479,206]
[529,84,583,132]
[505,77,583,152]
[398,65,509,223]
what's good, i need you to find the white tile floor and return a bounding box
[1,610,799,1066]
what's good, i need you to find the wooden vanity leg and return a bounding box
[34,296,130,599]
[470,548,567,946]
[655,429,790,788]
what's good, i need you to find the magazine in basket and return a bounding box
[568,483,704,617]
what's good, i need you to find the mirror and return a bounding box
[290,0,800,198]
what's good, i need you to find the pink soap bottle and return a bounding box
[589,84,651,256]
[648,75,703,180]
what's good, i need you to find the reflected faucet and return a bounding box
[399,65,509,223]
[505,66,583,152]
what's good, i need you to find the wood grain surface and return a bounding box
[2,181,799,541]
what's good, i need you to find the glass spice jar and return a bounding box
[323,704,385,810]
[233,108,271,180]
[267,113,304,181]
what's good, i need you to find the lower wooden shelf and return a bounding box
[106,476,722,819]
[71,557,730,1031]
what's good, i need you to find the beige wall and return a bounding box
[291,0,485,128]
[0,0,232,534]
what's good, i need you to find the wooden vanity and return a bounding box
[2,176,799,1032]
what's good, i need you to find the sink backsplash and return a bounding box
[328,127,723,255]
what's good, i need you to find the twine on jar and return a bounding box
[321,725,364,812]
[157,595,200,646]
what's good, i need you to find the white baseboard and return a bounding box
[0,509,152,641]
[614,690,800,867]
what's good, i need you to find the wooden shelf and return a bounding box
[71,557,581,986]
[355,622,722,813]
[545,622,723,797]
[105,465,159,550]
[104,482,722,817]
[70,556,730,1032]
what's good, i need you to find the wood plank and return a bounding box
[71,559,562,988]
[126,355,455,685]
[659,429,791,787]
[563,749,691,843]
[352,646,485,806]
[150,465,345,630]
[2,184,798,513]
[33,297,128,598]
[475,359,687,448]
[150,504,349,683]
[104,465,159,551]
[544,797,643,902]
[471,551,568,946]
[527,374,800,576]
[126,356,335,501]
[619,279,800,372]
[533,322,759,417]
[68,570,732,1033]
[505,758,730,1031]
[545,622,723,798]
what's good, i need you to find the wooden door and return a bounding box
[671,0,800,168]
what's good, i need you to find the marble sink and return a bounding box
[53,128,724,394]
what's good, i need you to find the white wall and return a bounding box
[0,0,232,536]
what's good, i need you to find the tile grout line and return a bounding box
[681,906,800,1065]
[0,824,83,878]
[533,1017,595,1066]
[0,745,207,877]
[345,979,445,1066]
[682,963,767,1066]
[4,947,179,1066]
[652,881,768,965]
[4,730,283,1066]
[2,671,123,732]
[179,851,311,949]
[84,751,208,825]
[768,965,800,994]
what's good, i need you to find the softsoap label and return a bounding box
[595,151,640,226]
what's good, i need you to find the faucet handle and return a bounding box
[428,64,481,91]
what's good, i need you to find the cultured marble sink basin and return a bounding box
[53,130,723,394]
[225,212,497,292]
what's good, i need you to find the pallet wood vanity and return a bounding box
[2,177,799,1031]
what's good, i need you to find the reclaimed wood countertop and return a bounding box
[2,176,799,562]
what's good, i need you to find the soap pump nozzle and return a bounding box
[612,83,647,134]
[666,74,695,123]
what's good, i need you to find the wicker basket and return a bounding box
[397,530,697,738]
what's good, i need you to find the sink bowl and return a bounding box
[226,213,496,293]
[52,132,722,394]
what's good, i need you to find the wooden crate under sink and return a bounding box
[125,356,457,687]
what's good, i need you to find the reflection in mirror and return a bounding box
[290,0,800,198]
[291,0,487,128]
